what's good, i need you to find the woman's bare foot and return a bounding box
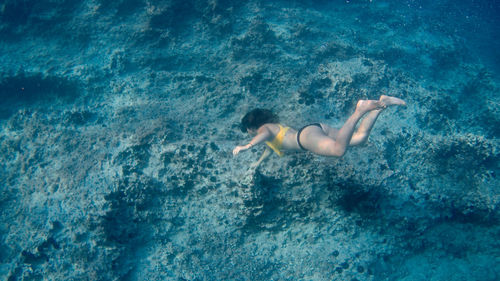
[379,95,407,107]
[356,100,386,114]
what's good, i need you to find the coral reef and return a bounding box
[1,0,499,280]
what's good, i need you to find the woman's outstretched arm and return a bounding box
[233,126,272,156]
[250,147,271,168]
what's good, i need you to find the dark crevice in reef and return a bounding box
[62,110,97,126]
[149,1,200,32]
[332,180,383,220]
[102,139,188,279]
[0,0,81,39]
[297,76,331,106]
[242,171,284,232]
[0,72,80,119]
[241,171,315,233]
[447,206,499,226]
[113,143,151,176]
[6,221,64,281]
[101,175,166,280]
[97,0,146,18]
[0,0,35,28]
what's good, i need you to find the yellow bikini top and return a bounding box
[265,124,289,157]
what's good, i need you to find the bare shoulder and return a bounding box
[258,123,271,131]
[259,123,279,134]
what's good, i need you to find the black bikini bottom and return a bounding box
[297,123,322,151]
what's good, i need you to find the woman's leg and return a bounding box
[300,100,385,157]
[349,95,406,145]
[348,109,382,145]
[320,110,381,146]
[322,95,406,146]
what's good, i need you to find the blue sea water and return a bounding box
[0,0,499,280]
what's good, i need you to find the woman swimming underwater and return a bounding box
[233,95,406,167]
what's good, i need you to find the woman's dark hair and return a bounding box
[240,108,279,133]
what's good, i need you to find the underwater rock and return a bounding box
[230,18,280,61]
[0,72,80,119]
[1,0,499,280]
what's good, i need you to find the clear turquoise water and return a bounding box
[1,1,498,280]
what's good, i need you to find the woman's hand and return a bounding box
[233,144,251,156]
